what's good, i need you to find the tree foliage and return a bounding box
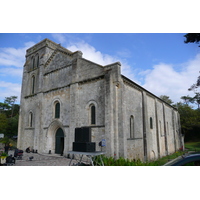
[160,92,200,141]
[188,72,200,94]
[184,34,200,94]
[187,72,200,109]
[0,136,14,146]
[175,92,200,141]
[159,95,174,105]
[184,33,200,46]
[180,95,194,105]
[175,103,200,130]
[0,96,19,138]
[0,102,11,111]
[0,113,8,133]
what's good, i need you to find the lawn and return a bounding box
[184,141,200,152]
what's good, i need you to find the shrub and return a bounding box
[94,151,185,166]
[0,152,8,158]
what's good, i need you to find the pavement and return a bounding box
[3,150,91,166]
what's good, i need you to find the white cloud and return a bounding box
[0,41,35,68]
[0,81,21,103]
[0,42,35,103]
[141,54,200,103]
[67,41,115,65]
[0,67,23,77]
[66,41,139,82]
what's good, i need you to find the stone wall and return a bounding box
[18,38,182,162]
[122,82,144,160]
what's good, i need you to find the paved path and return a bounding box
[5,150,89,166]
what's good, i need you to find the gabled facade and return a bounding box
[17,38,183,161]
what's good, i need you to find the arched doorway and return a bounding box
[55,128,64,155]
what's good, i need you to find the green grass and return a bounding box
[149,151,185,166]
[184,141,200,152]
[94,151,185,166]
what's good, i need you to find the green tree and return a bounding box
[0,96,19,138]
[184,34,200,92]
[6,114,19,137]
[181,95,194,105]
[4,96,18,118]
[0,113,8,133]
[188,73,200,93]
[193,93,200,109]
[176,103,197,129]
[159,95,173,105]
[4,96,18,105]
[0,136,13,146]
[175,102,200,140]
[184,33,200,46]
[188,76,200,109]
[0,102,11,112]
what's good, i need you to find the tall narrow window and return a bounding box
[91,105,96,125]
[167,122,169,135]
[36,54,39,68]
[55,102,60,118]
[159,121,162,136]
[29,112,33,127]
[31,76,35,94]
[130,115,134,138]
[33,57,35,69]
[31,56,34,70]
[150,117,153,129]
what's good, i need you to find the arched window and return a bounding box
[31,75,35,94]
[90,104,96,125]
[150,117,153,129]
[130,115,134,138]
[55,102,60,118]
[29,112,33,127]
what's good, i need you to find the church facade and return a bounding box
[17,38,183,161]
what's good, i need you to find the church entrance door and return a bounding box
[55,128,64,155]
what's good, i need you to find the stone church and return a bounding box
[17,38,183,162]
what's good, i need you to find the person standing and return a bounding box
[4,144,9,154]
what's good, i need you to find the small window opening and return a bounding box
[150,117,153,129]
[55,102,60,118]
[36,54,39,68]
[29,112,33,127]
[31,76,35,94]
[130,115,134,138]
[91,105,96,125]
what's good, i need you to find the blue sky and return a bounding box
[0,33,200,105]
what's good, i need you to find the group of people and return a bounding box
[3,144,34,154]
[1,144,16,165]
[1,144,24,165]
[1,144,36,165]
[25,147,36,153]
